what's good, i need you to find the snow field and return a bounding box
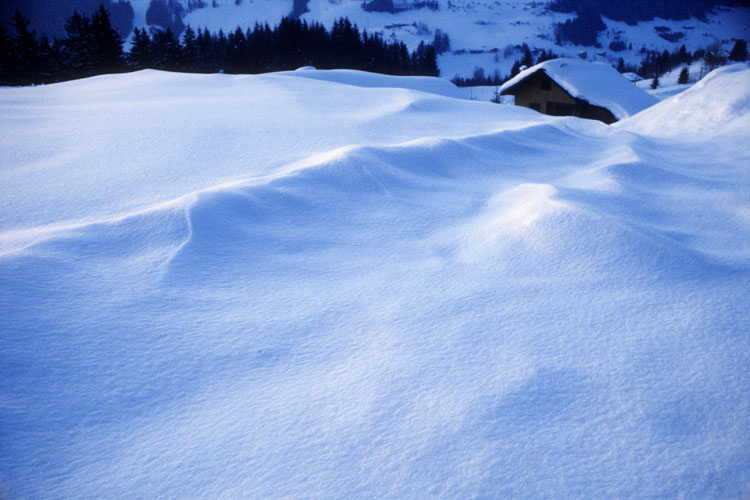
[1,66,749,498]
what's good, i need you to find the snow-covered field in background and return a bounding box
[126,0,750,78]
[1,65,749,498]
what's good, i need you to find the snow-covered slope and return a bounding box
[1,67,749,498]
[621,62,750,138]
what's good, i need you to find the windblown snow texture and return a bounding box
[1,66,749,499]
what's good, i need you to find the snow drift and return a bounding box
[619,62,750,139]
[280,67,464,98]
[1,67,749,499]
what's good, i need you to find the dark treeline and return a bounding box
[637,45,694,78]
[1,8,439,86]
[553,11,606,46]
[452,67,505,87]
[0,7,126,86]
[637,39,747,79]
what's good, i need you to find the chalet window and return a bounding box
[540,77,551,90]
[530,102,541,112]
[547,101,574,116]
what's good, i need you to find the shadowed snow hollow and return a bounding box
[1,67,749,499]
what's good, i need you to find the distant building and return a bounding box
[500,59,658,124]
[622,72,644,83]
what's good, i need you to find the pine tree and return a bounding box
[411,41,434,76]
[661,49,672,73]
[152,28,183,71]
[128,28,153,69]
[420,43,439,76]
[64,11,95,77]
[0,25,11,84]
[92,5,125,74]
[182,25,198,72]
[536,49,557,65]
[650,74,659,89]
[490,87,502,103]
[677,44,689,64]
[432,29,450,55]
[46,37,68,82]
[510,59,522,78]
[214,29,227,72]
[678,67,689,84]
[396,42,410,75]
[36,35,54,81]
[729,39,747,62]
[10,10,41,84]
[521,46,533,69]
[225,27,247,73]
[197,27,215,72]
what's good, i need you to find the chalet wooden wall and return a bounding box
[508,70,616,124]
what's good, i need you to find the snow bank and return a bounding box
[500,58,659,120]
[1,67,749,499]
[619,63,750,139]
[277,67,463,98]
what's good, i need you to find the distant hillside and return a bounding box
[547,0,735,25]
[2,0,748,80]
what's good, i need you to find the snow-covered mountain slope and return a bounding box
[1,67,749,498]
[125,0,750,78]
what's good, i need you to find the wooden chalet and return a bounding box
[499,59,658,124]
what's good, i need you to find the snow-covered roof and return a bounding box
[500,58,658,120]
[622,72,643,82]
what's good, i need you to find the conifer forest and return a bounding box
[0,7,440,86]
